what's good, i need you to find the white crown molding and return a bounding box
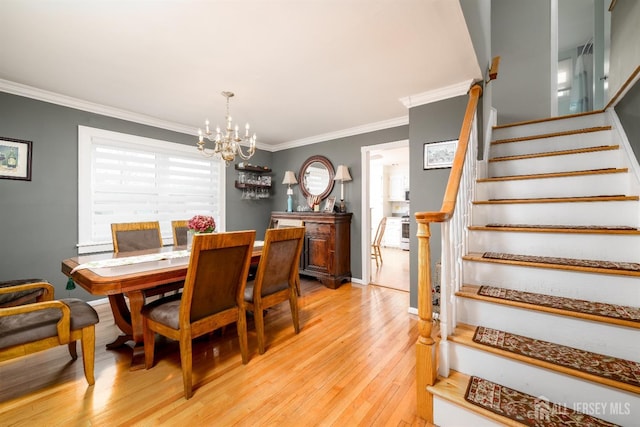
[1,78,399,153]
[270,116,409,152]
[399,79,474,109]
[0,78,199,137]
[5,78,480,153]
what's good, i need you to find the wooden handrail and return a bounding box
[487,56,501,82]
[416,84,482,224]
[414,83,482,422]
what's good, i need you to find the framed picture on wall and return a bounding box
[0,137,32,181]
[423,139,457,170]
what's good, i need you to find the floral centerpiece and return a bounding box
[186,215,215,250]
[188,215,216,233]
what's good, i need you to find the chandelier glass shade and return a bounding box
[197,91,257,164]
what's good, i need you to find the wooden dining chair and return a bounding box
[111,221,163,253]
[371,217,387,268]
[111,221,180,316]
[244,226,305,355]
[0,281,99,385]
[274,219,304,295]
[171,220,189,246]
[142,230,256,399]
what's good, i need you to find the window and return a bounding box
[78,126,225,253]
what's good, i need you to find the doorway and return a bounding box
[361,140,410,292]
[557,0,610,115]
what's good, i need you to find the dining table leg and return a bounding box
[126,290,146,370]
[105,291,146,370]
[106,294,133,349]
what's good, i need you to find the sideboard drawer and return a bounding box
[305,222,331,236]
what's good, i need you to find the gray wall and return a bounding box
[461,0,492,158]
[0,91,271,300]
[408,96,469,308]
[491,0,552,124]
[616,80,640,162]
[225,149,273,239]
[608,0,640,102]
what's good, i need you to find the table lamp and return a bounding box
[333,165,352,212]
[282,171,298,212]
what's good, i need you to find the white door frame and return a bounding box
[360,139,409,285]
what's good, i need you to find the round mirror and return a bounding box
[299,155,335,200]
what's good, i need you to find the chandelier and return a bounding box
[197,91,257,164]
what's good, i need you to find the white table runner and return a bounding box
[70,250,190,274]
[70,241,263,275]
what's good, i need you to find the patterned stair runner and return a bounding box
[476,285,640,324]
[472,326,640,389]
[465,376,620,426]
[482,252,640,272]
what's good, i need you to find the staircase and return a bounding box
[428,111,640,426]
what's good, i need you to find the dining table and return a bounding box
[61,242,263,370]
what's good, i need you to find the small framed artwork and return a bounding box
[423,139,457,170]
[323,196,336,212]
[0,137,32,181]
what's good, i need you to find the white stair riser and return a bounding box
[433,397,503,427]
[491,130,613,158]
[456,298,640,361]
[463,260,640,307]
[476,172,630,200]
[489,149,621,177]
[449,343,639,427]
[467,229,640,262]
[492,113,609,140]
[472,200,640,227]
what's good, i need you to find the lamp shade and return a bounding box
[334,165,352,182]
[282,171,298,185]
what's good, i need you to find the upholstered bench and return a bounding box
[0,283,99,386]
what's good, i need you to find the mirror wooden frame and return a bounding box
[298,155,335,201]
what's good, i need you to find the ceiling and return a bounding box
[0,1,481,151]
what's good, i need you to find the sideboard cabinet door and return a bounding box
[270,212,352,289]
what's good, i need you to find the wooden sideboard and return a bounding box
[270,212,352,289]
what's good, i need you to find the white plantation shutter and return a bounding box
[78,126,225,253]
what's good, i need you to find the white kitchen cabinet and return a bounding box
[382,217,402,248]
[388,174,406,201]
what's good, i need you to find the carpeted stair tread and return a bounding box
[477,168,626,183]
[489,144,618,162]
[468,224,640,235]
[465,375,620,426]
[451,323,640,393]
[457,284,640,329]
[484,252,640,272]
[428,370,521,426]
[473,195,639,204]
[463,252,640,278]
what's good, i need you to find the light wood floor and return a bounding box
[0,278,428,426]
[370,247,410,292]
